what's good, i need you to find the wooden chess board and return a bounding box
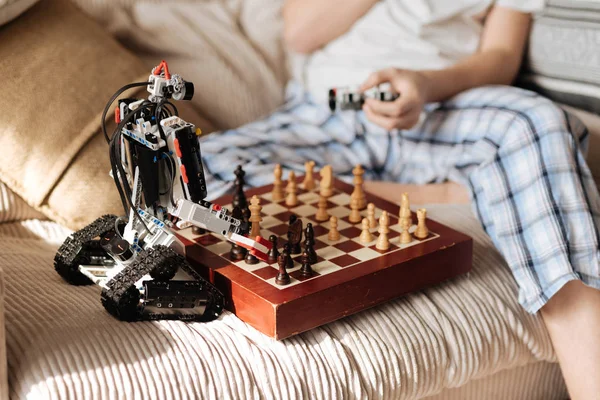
[175,177,472,340]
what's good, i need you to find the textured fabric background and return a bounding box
[0,205,567,399]
[0,0,38,25]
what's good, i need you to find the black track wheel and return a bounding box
[54,215,118,285]
[148,245,181,281]
[101,285,140,322]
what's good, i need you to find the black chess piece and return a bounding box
[232,165,248,212]
[288,215,302,254]
[300,250,314,277]
[275,253,291,285]
[267,235,280,264]
[229,206,247,260]
[304,223,318,263]
[245,251,259,265]
[282,243,294,269]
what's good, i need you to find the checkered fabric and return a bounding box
[199,82,600,313]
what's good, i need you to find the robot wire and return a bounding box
[101,81,150,143]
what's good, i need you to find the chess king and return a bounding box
[53,61,271,323]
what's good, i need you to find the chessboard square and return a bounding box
[389,224,403,233]
[329,193,352,206]
[329,206,351,219]
[329,254,361,268]
[312,238,328,250]
[205,241,232,256]
[262,203,288,216]
[194,234,222,246]
[338,226,362,239]
[297,191,320,204]
[312,261,342,275]
[334,240,363,253]
[290,269,321,282]
[273,210,296,223]
[311,225,329,237]
[235,260,269,271]
[316,246,346,260]
[291,204,318,217]
[293,254,325,264]
[261,192,275,202]
[260,215,281,229]
[268,223,289,236]
[321,218,352,232]
[253,266,280,280]
[349,247,382,261]
[387,230,400,239]
[316,234,350,247]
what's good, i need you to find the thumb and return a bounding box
[359,68,397,91]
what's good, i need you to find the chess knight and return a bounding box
[53,61,271,323]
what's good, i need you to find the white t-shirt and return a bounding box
[291,0,545,102]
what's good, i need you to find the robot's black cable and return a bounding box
[101,81,150,143]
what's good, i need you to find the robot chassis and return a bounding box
[54,61,270,322]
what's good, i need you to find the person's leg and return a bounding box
[396,86,600,398]
[541,280,600,399]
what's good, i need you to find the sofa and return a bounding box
[1,0,600,398]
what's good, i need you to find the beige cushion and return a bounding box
[0,0,38,25]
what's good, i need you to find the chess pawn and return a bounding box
[286,171,299,206]
[328,216,340,241]
[303,161,316,190]
[359,218,374,244]
[348,195,362,223]
[272,164,285,201]
[232,165,248,211]
[367,203,377,229]
[300,250,314,277]
[315,195,329,222]
[400,217,413,244]
[414,208,429,239]
[275,253,291,285]
[376,211,390,251]
[283,243,294,269]
[249,195,262,238]
[319,165,333,198]
[267,235,280,264]
[245,250,259,265]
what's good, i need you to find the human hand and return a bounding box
[360,68,431,131]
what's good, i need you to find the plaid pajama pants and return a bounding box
[199,82,600,313]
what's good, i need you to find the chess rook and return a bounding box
[415,208,429,239]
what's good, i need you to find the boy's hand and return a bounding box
[360,68,430,131]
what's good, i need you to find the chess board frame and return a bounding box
[175,177,472,340]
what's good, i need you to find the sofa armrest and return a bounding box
[0,266,7,400]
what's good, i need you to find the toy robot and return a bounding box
[328,84,399,112]
[54,60,271,322]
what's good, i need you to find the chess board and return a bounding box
[175,177,472,340]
